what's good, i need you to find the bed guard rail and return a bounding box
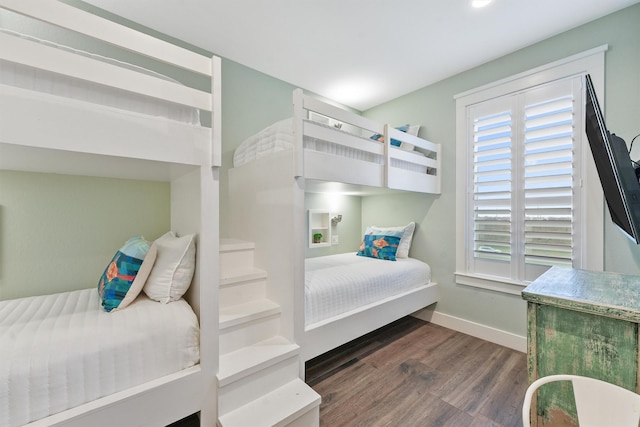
[0,0,221,167]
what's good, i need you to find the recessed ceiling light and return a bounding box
[472,0,493,8]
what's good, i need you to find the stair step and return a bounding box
[220,314,281,354]
[219,299,281,330]
[220,238,255,252]
[220,239,256,277]
[219,379,321,427]
[220,267,267,286]
[219,336,300,387]
[220,268,268,307]
[218,353,300,416]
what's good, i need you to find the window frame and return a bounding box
[455,46,607,295]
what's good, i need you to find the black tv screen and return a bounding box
[584,74,640,244]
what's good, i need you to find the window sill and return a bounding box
[454,272,527,296]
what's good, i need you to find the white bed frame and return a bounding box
[0,1,220,426]
[229,90,440,368]
[293,88,441,194]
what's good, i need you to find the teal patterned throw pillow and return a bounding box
[98,236,151,312]
[357,229,403,261]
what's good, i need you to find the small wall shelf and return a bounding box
[309,209,331,248]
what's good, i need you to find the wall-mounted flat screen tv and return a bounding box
[584,74,640,244]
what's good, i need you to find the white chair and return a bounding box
[522,374,640,427]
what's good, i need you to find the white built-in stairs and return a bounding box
[217,239,320,427]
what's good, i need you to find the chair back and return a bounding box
[522,374,640,427]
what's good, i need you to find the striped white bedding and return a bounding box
[0,288,200,427]
[233,118,427,173]
[304,253,431,326]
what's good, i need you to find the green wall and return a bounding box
[361,4,640,337]
[304,193,363,258]
[219,59,298,234]
[0,171,170,300]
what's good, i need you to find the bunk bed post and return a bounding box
[196,55,222,427]
[197,165,219,427]
[435,145,442,194]
[211,56,222,167]
[383,123,391,188]
[293,88,305,177]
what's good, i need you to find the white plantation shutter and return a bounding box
[523,94,574,269]
[456,48,605,292]
[473,111,513,263]
[466,77,581,283]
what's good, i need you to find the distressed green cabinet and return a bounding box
[522,267,640,427]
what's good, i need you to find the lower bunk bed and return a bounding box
[303,252,438,361]
[1,287,200,427]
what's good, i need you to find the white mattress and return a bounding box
[0,288,200,427]
[0,29,200,124]
[304,253,431,326]
[233,118,427,173]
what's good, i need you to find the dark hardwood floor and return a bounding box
[305,316,527,427]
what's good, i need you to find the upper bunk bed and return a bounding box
[0,1,220,426]
[233,88,442,194]
[0,0,221,178]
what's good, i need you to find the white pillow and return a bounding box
[399,125,421,151]
[144,231,196,303]
[407,125,420,136]
[366,222,415,258]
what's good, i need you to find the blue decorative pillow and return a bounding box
[357,230,403,261]
[369,124,411,147]
[98,236,151,312]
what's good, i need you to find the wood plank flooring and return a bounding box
[305,316,527,427]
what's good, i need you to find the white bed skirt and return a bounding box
[0,288,200,427]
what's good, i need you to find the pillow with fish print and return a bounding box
[98,235,153,312]
[356,229,403,261]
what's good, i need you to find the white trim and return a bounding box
[414,309,527,353]
[454,272,526,296]
[454,44,608,100]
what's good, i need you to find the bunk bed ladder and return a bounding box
[217,239,320,427]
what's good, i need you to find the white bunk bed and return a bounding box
[234,88,441,194]
[228,89,440,365]
[0,1,220,426]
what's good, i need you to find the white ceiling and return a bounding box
[85,0,638,111]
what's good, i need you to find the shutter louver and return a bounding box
[473,111,512,262]
[523,96,574,267]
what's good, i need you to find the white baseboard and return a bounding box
[413,308,527,353]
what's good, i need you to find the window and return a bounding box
[455,47,606,294]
